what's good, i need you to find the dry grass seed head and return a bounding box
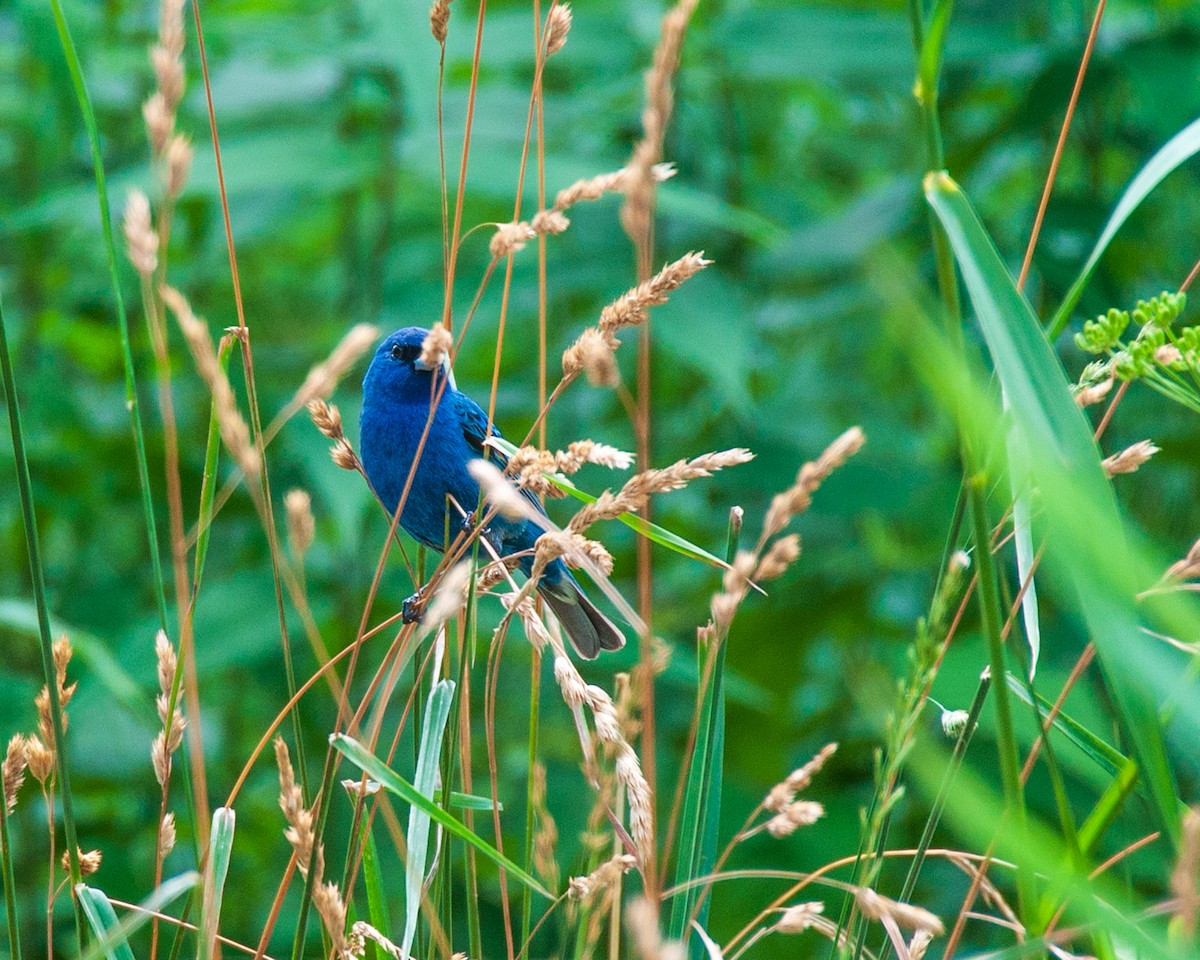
[553,162,675,212]
[599,252,711,334]
[297,324,381,407]
[1103,439,1159,477]
[123,190,158,278]
[625,897,686,960]
[65,847,103,878]
[307,398,343,439]
[561,327,619,386]
[3,736,27,814]
[489,221,536,259]
[285,489,315,558]
[545,3,572,55]
[755,533,801,580]
[161,286,261,478]
[855,888,944,935]
[766,800,825,838]
[531,208,570,236]
[159,812,177,858]
[468,458,537,522]
[166,134,193,198]
[313,881,350,958]
[764,741,837,812]
[25,735,53,785]
[275,737,316,875]
[424,563,472,633]
[567,852,636,902]
[419,322,453,370]
[530,762,560,889]
[776,901,825,934]
[1074,377,1114,408]
[429,0,451,43]
[143,92,174,154]
[330,437,360,472]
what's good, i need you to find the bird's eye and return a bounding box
[390,343,405,361]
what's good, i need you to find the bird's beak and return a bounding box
[416,355,457,390]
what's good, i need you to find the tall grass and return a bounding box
[5,0,1200,959]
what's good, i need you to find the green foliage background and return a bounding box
[3,0,1200,955]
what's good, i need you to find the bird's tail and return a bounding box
[538,568,625,660]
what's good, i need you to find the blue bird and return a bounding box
[359,326,625,659]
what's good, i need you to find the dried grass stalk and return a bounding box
[161,286,261,478]
[285,489,315,558]
[1172,807,1200,938]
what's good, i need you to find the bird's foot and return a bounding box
[402,591,426,624]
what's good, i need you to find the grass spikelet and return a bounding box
[159,812,176,858]
[489,222,536,259]
[2,737,27,814]
[419,321,452,369]
[275,737,316,876]
[165,134,192,198]
[285,489,315,559]
[307,398,343,439]
[765,799,824,837]
[530,762,560,890]
[423,562,472,632]
[313,880,350,958]
[295,323,381,409]
[553,162,675,212]
[429,0,450,43]
[468,459,538,521]
[568,852,636,901]
[625,897,685,960]
[1102,439,1159,476]
[776,901,825,934]
[24,735,52,785]
[620,0,699,244]
[763,742,837,812]
[36,635,75,750]
[63,847,102,877]
[855,887,944,935]
[545,3,572,56]
[598,252,711,332]
[561,328,619,386]
[761,426,864,545]
[122,190,158,278]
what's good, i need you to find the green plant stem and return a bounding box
[47,0,170,634]
[0,782,21,960]
[0,296,85,944]
[520,646,543,951]
[968,477,1034,919]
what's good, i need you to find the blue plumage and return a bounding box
[359,326,624,658]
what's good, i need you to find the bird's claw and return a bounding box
[402,592,425,624]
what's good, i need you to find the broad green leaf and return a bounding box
[331,734,551,898]
[199,808,236,960]
[926,171,1181,845]
[77,873,198,960]
[403,677,455,960]
[1048,115,1200,339]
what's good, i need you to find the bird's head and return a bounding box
[364,326,456,398]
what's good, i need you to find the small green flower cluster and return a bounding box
[1075,291,1190,381]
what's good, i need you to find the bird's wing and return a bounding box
[451,390,547,517]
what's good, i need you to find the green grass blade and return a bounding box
[403,677,455,960]
[1048,115,1200,339]
[1004,673,1129,776]
[925,171,1181,846]
[357,805,391,959]
[192,338,232,590]
[199,808,236,960]
[77,873,198,960]
[0,294,87,941]
[331,734,551,898]
[450,792,501,812]
[487,436,727,567]
[47,0,169,633]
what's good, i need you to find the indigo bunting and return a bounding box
[360,326,625,659]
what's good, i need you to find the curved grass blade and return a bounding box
[77,872,199,960]
[402,677,455,960]
[331,734,550,898]
[925,171,1181,846]
[47,0,170,631]
[1048,115,1200,339]
[451,792,502,812]
[199,808,236,960]
[1005,673,1128,776]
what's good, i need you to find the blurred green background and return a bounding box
[3,0,1200,954]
